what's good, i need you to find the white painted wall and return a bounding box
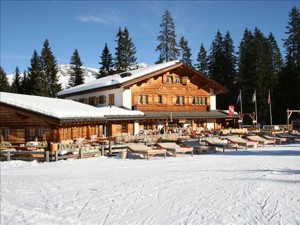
[210,88,216,110]
[122,89,132,109]
[65,88,132,108]
[134,120,140,135]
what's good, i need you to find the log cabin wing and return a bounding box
[0,92,107,144]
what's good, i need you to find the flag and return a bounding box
[268,90,271,105]
[236,93,241,104]
[252,91,256,103]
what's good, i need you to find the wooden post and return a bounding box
[101,145,105,156]
[79,148,83,159]
[55,150,58,161]
[45,151,49,162]
[109,141,114,155]
[7,150,10,161]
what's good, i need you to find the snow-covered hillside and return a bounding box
[7,65,98,89]
[57,64,98,89]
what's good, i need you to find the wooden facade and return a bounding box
[0,102,104,144]
[124,63,234,132]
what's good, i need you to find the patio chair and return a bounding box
[182,141,216,153]
[157,142,193,157]
[276,133,296,143]
[203,137,238,152]
[127,143,166,160]
[225,136,257,149]
[246,135,276,147]
[262,134,287,145]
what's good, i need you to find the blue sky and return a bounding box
[1,1,298,74]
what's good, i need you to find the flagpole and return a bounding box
[240,89,243,128]
[269,89,273,127]
[254,89,258,126]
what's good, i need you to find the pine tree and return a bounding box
[207,30,237,110]
[41,39,61,97]
[21,71,30,94]
[98,43,114,78]
[27,50,45,96]
[275,6,300,123]
[11,66,22,93]
[208,30,224,82]
[237,28,257,117]
[178,36,192,66]
[0,67,10,92]
[68,49,84,87]
[195,43,209,75]
[220,31,238,109]
[156,10,179,63]
[115,27,137,73]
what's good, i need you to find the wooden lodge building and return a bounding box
[58,61,238,135]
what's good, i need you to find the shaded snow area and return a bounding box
[1,143,300,225]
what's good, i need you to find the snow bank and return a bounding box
[1,143,300,224]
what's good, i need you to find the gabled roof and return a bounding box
[57,61,228,97]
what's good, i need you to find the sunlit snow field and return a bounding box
[1,143,300,225]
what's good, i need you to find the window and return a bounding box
[138,95,142,104]
[109,94,115,106]
[175,76,180,83]
[193,97,199,105]
[79,98,87,104]
[138,95,148,104]
[176,96,185,105]
[200,97,207,105]
[157,95,162,104]
[38,129,43,140]
[4,129,9,141]
[29,129,35,141]
[167,76,173,83]
[142,95,148,104]
[99,95,106,104]
[89,97,96,106]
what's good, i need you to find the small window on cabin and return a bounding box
[193,97,199,105]
[142,95,148,104]
[138,95,142,104]
[109,94,115,106]
[167,76,173,83]
[200,97,207,105]
[157,95,162,104]
[176,96,185,105]
[99,95,106,104]
[175,76,180,83]
[29,129,35,141]
[4,129,9,141]
[89,97,96,106]
[38,129,43,140]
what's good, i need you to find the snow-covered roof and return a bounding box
[57,61,179,96]
[0,92,104,119]
[0,92,144,120]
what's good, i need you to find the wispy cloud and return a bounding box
[75,9,123,25]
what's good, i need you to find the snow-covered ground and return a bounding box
[1,142,300,225]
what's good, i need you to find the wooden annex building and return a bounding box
[0,92,144,144]
[58,61,238,134]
